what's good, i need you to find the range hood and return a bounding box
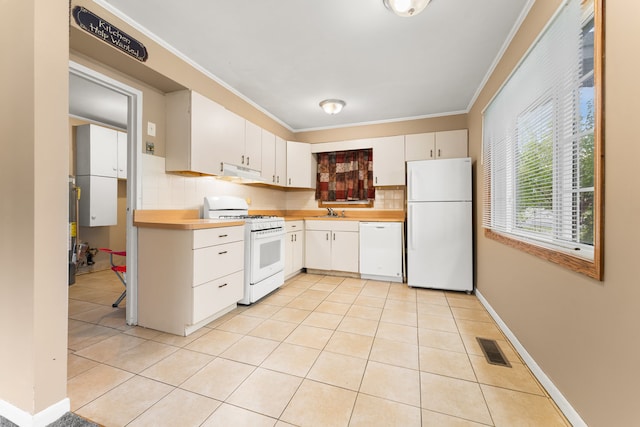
[218,163,265,183]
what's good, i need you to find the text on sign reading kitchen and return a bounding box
[73,6,148,62]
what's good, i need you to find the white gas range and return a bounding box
[203,196,285,304]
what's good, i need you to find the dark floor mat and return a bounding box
[1,412,99,427]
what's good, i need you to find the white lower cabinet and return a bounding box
[138,225,244,336]
[192,270,243,324]
[285,220,305,279]
[304,220,359,273]
[76,175,117,227]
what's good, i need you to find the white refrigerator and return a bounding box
[407,158,472,292]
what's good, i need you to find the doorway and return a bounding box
[69,61,142,325]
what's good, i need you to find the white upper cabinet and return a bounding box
[286,141,316,189]
[210,105,245,170]
[75,123,125,227]
[261,129,276,183]
[435,129,468,159]
[261,130,286,186]
[405,132,435,161]
[76,124,119,178]
[405,129,468,161]
[166,90,244,175]
[275,136,287,187]
[117,131,127,179]
[371,135,405,186]
[244,121,262,170]
[166,90,215,175]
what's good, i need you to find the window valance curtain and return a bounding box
[315,149,375,201]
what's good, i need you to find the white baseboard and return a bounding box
[0,397,70,427]
[475,290,586,427]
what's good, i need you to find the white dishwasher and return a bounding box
[359,222,404,283]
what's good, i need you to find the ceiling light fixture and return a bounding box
[319,99,346,115]
[383,0,431,17]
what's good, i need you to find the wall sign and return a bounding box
[73,6,148,62]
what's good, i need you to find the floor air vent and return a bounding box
[477,337,511,368]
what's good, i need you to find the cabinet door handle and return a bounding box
[220,162,224,172]
[438,149,441,157]
[294,234,297,242]
[326,233,329,240]
[218,234,228,238]
[430,149,433,158]
[277,176,280,184]
[375,176,378,184]
[246,156,250,166]
[333,233,336,241]
[218,283,228,288]
[241,155,245,164]
[218,250,228,255]
[288,178,291,185]
[272,175,275,183]
[291,235,294,242]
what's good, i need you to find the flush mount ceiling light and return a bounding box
[319,99,346,115]
[383,0,431,17]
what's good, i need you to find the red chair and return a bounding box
[99,248,126,308]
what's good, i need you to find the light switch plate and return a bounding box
[147,121,156,137]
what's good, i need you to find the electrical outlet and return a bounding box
[147,121,156,137]
[145,142,155,154]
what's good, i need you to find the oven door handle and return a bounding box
[252,228,285,239]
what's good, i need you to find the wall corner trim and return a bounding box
[475,290,587,427]
[0,398,70,427]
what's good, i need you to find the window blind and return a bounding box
[482,0,595,258]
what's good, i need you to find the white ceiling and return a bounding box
[91,0,530,132]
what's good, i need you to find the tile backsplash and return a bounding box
[141,154,404,212]
[285,188,405,210]
[141,154,286,211]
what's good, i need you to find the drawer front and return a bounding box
[304,220,328,231]
[329,220,359,232]
[193,226,244,249]
[286,220,303,233]
[193,240,244,286]
[192,270,244,323]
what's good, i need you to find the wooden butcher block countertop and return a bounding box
[134,209,405,229]
[281,210,405,222]
[134,210,244,230]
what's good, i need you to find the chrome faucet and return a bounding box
[326,207,337,217]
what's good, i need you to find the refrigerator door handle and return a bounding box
[408,204,415,250]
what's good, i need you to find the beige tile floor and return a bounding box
[68,270,570,427]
